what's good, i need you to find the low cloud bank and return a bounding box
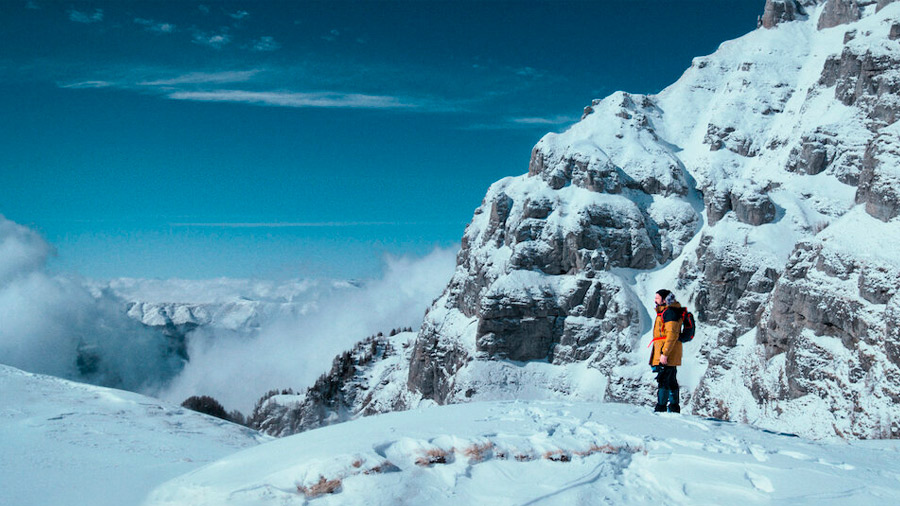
[0,215,457,412]
[157,248,457,412]
[0,216,183,390]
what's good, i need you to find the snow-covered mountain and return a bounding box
[0,364,264,506]
[145,400,900,505]
[95,277,354,333]
[404,0,900,439]
[253,0,900,440]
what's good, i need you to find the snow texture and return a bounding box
[146,400,900,505]
[0,365,264,506]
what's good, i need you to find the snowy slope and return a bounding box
[146,400,900,505]
[0,365,265,506]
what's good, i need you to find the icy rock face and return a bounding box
[818,0,862,29]
[408,91,698,404]
[856,123,900,220]
[819,35,900,124]
[759,0,806,29]
[249,332,417,437]
[694,213,900,438]
[398,1,900,439]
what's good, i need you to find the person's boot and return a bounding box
[667,404,680,413]
[654,404,667,412]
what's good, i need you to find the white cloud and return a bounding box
[158,247,458,411]
[169,221,404,228]
[26,1,40,10]
[68,8,103,24]
[463,114,577,131]
[59,80,114,89]
[167,89,419,109]
[138,70,261,86]
[192,30,232,49]
[0,216,181,392]
[134,18,176,33]
[229,10,249,20]
[198,5,210,14]
[510,115,576,126]
[251,36,281,52]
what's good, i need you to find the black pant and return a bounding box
[655,366,679,410]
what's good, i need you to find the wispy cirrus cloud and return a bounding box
[68,8,103,24]
[463,114,577,131]
[137,70,262,86]
[59,80,114,89]
[47,61,465,113]
[510,115,577,126]
[170,221,407,228]
[167,90,419,109]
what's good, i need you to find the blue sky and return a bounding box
[0,0,762,280]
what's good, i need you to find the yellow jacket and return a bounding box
[650,302,683,366]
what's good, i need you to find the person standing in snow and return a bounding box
[649,289,683,413]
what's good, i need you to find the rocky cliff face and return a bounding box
[400,0,900,439]
[248,331,417,437]
[248,0,900,440]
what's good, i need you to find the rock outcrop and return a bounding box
[407,91,699,405]
[856,123,900,221]
[818,0,861,29]
[249,330,416,437]
[759,0,806,29]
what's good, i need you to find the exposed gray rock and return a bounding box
[856,129,900,221]
[877,0,898,12]
[475,276,635,363]
[408,318,471,401]
[759,0,805,29]
[859,264,900,304]
[703,184,733,226]
[786,126,869,185]
[702,183,777,226]
[678,233,780,332]
[731,184,778,225]
[820,46,900,125]
[818,0,861,30]
[704,124,757,157]
[787,130,836,175]
[884,294,900,366]
[758,242,869,359]
[892,23,900,39]
[250,331,414,436]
